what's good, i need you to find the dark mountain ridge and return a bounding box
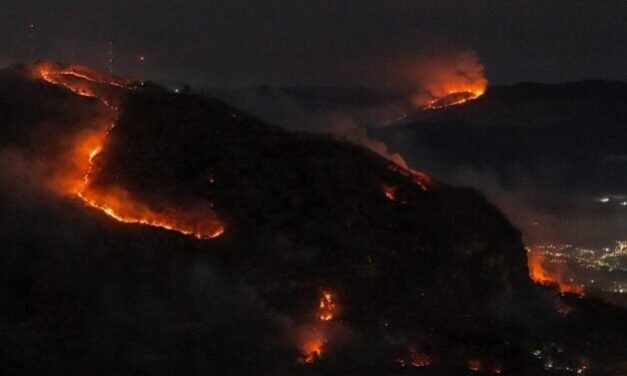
[371,79,627,248]
[0,64,625,375]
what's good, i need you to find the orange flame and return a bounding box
[35,62,224,240]
[300,327,325,364]
[319,291,336,322]
[410,50,487,110]
[299,290,339,364]
[78,185,225,239]
[527,251,584,296]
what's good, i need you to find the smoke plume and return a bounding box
[408,50,488,108]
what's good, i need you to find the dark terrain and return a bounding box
[0,65,625,375]
[371,81,627,247]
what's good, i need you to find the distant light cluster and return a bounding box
[531,344,589,374]
[532,241,627,295]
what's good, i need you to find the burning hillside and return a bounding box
[32,62,224,240]
[0,63,625,375]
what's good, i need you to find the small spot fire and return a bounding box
[319,290,336,322]
[381,162,432,203]
[34,62,224,240]
[383,185,398,202]
[300,290,338,364]
[300,326,325,365]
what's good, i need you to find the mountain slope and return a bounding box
[375,81,627,192]
[371,81,627,248]
[0,64,625,375]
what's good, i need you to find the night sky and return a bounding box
[2,0,627,87]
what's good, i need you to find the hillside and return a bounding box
[0,64,625,375]
[374,81,627,192]
[370,81,627,248]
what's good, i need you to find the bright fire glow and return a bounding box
[410,50,487,110]
[527,250,584,296]
[424,90,485,110]
[319,291,336,321]
[300,290,338,364]
[300,327,325,364]
[35,62,224,239]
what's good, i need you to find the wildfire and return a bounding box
[77,185,225,239]
[425,90,485,110]
[319,291,336,321]
[35,62,131,89]
[410,50,487,110]
[35,62,224,240]
[527,251,584,296]
[300,327,325,364]
[300,290,338,364]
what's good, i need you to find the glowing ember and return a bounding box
[300,328,325,364]
[299,290,338,364]
[319,291,336,321]
[383,185,397,201]
[34,62,224,240]
[527,250,584,296]
[395,349,432,368]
